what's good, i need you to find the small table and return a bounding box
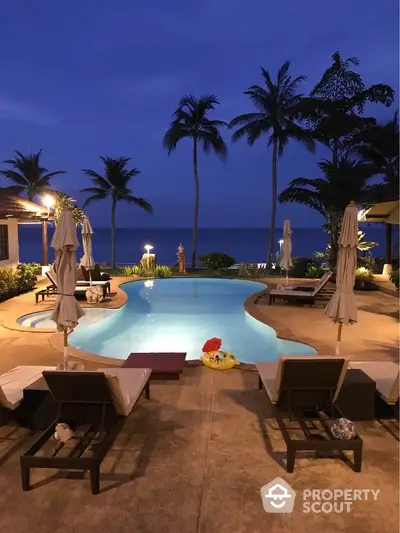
[123,352,187,380]
[335,369,376,421]
[20,377,57,429]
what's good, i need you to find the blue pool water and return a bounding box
[67,278,316,363]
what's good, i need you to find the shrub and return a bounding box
[389,269,399,289]
[199,253,236,271]
[154,265,172,278]
[291,257,313,278]
[239,262,268,279]
[122,264,172,278]
[0,262,38,302]
[355,267,373,282]
[306,264,324,278]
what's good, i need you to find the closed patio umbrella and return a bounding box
[80,216,95,286]
[50,208,85,369]
[280,219,293,285]
[325,201,358,355]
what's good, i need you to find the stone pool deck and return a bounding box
[0,276,398,532]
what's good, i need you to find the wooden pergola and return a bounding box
[0,188,54,265]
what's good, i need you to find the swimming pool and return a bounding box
[67,278,315,363]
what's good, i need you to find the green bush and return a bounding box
[306,264,324,278]
[199,253,236,271]
[154,265,172,278]
[389,269,399,289]
[238,262,268,279]
[0,262,38,302]
[291,257,313,278]
[122,264,172,278]
[356,267,373,282]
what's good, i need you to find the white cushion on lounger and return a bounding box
[349,361,399,405]
[0,365,56,410]
[97,368,151,416]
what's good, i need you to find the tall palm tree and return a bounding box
[278,156,374,268]
[163,94,227,268]
[356,111,399,267]
[80,157,153,268]
[229,62,315,262]
[0,149,65,201]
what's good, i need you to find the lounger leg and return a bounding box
[354,446,362,472]
[21,463,30,491]
[145,381,150,400]
[90,466,100,495]
[286,447,296,473]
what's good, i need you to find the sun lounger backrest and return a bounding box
[271,355,348,404]
[311,271,332,295]
[43,371,114,405]
[46,270,57,287]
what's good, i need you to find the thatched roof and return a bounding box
[0,188,53,221]
[359,200,399,225]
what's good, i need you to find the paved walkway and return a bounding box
[0,366,398,533]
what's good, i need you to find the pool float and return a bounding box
[200,337,239,370]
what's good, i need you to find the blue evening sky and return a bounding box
[0,0,398,228]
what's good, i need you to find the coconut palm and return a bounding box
[356,111,399,267]
[0,149,65,201]
[80,157,153,268]
[163,94,227,268]
[278,156,374,268]
[229,62,315,262]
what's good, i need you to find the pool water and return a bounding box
[67,278,316,363]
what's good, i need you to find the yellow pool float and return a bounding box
[200,338,239,370]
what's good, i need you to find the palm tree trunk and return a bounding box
[191,138,200,269]
[267,140,278,263]
[111,198,117,269]
[385,222,392,265]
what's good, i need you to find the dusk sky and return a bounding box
[0,0,398,228]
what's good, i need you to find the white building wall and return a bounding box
[0,218,19,268]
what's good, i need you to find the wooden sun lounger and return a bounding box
[20,368,151,494]
[44,270,109,298]
[268,271,333,306]
[256,355,363,472]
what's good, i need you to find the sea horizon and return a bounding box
[18,224,392,266]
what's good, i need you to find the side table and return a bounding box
[335,369,376,421]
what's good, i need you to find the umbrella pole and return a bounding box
[286,270,289,285]
[63,328,69,370]
[336,324,343,356]
[89,270,92,287]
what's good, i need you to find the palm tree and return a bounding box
[80,157,153,268]
[278,156,374,268]
[0,149,65,201]
[229,62,315,262]
[356,111,399,267]
[163,94,227,268]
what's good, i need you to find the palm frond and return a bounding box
[81,192,108,208]
[123,195,153,213]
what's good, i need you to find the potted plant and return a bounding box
[354,267,375,291]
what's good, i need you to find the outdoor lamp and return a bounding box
[144,244,154,254]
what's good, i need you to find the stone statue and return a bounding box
[177,243,186,274]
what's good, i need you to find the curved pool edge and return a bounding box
[5,276,321,368]
[243,284,319,355]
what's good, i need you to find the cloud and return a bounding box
[0,93,55,126]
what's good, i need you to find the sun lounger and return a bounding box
[267,271,333,306]
[20,368,151,494]
[256,355,363,472]
[349,361,399,406]
[45,270,109,297]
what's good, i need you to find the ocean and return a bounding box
[18,225,390,265]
